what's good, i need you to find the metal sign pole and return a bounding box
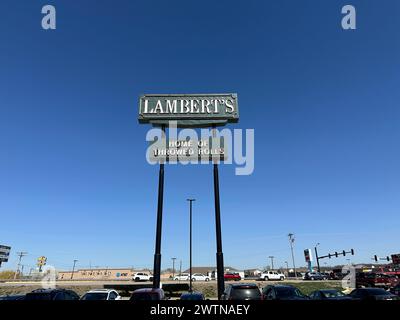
[152,125,166,289]
[212,126,225,300]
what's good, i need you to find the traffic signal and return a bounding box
[374,255,378,262]
[328,254,331,259]
[351,249,354,255]
[343,250,346,256]
[386,256,390,262]
[335,252,338,258]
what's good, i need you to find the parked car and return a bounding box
[349,288,399,301]
[130,288,166,301]
[309,289,352,300]
[0,295,25,301]
[81,289,121,300]
[262,285,309,300]
[191,273,210,281]
[304,272,327,280]
[224,273,241,281]
[356,272,397,289]
[390,284,400,296]
[24,289,80,300]
[221,283,262,300]
[180,292,205,300]
[174,273,190,281]
[133,272,153,282]
[259,271,285,281]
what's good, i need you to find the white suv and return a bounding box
[191,273,211,281]
[133,272,153,282]
[81,289,121,300]
[174,273,190,281]
[259,271,285,281]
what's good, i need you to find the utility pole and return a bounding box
[171,257,177,279]
[14,252,28,280]
[179,260,182,278]
[315,243,321,273]
[268,256,275,270]
[284,261,289,277]
[288,233,297,278]
[187,198,195,292]
[71,259,78,280]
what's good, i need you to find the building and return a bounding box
[57,268,151,281]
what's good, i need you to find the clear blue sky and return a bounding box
[1,0,399,272]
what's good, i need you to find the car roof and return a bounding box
[86,289,116,293]
[229,283,258,288]
[265,284,296,289]
[132,288,163,293]
[30,288,67,293]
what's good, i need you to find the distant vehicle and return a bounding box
[191,273,210,281]
[133,272,153,282]
[356,272,397,289]
[180,292,205,300]
[349,288,400,301]
[390,284,400,296]
[309,289,352,300]
[0,295,25,301]
[24,289,80,301]
[304,272,327,280]
[221,283,262,300]
[130,288,166,301]
[259,271,285,281]
[262,285,309,300]
[224,273,241,281]
[174,273,190,281]
[81,289,121,300]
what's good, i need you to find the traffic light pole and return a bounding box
[314,246,321,273]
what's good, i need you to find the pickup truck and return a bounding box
[259,271,285,281]
[356,272,399,289]
[224,273,241,281]
[133,272,153,282]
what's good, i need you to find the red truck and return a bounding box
[224,273,241,281]
[356,272,399,289]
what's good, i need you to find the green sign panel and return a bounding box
[138,93,239,127]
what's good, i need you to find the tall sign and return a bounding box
[139,93,239,127]
[0,245,11,267]
[304,249,313,272]
[138,93,239,300]
[392,254,400,265]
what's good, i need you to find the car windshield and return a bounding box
[24,293,53,300]
[131,293,160,301]
[81,293,109,300]
[366,289,392,296]
[322,290,345,298]
[276,287,303,298]
[181,294,204,300]
[231,287,261,299]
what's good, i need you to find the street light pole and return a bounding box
[71,259,78,280]
[171,257,176,280]
[284,261,289,277]
[268,256,275,270]
[187,198,195,293]
[288,233,297,278]
[315,243,321,273]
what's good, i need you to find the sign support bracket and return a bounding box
[152,125,165,289]
[213,126,225,299]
